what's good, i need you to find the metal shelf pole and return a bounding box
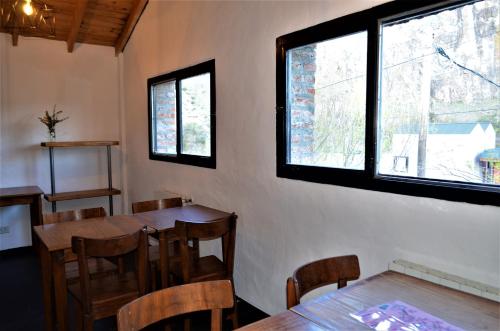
[49,147,56,212]
[107,145,114,215]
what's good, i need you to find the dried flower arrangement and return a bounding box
[38,105,69,141]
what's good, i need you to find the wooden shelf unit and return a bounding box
[41,140,120,215]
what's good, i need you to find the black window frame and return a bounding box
[276,0,500,206]
[148,59,216,169]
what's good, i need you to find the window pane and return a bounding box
[287,32,367,169]
[378,0,499,186]
[152,81,177,155]
[180,73,211,156]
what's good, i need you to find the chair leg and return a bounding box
[83,314,93,331]
[226,298,239,330]
[75,305,83,331]
[212,309,223,331]
[192,239,200,261]
[115,256,125,274]
[150,261,157,291]
[183,317,191,331]
[229,303,239,329]
[230,281,239,329]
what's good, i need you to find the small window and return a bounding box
[148,60,216,168]
[287,32,367,170]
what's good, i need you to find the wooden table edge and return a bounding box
[33,215,147,252]
[135,204,233,232]
[236,310,328,330]
[0,185,44,198]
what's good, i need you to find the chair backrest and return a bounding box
[43,207,107,224]
[131,197,183,214]
[117,280,234,331]
[174,214,237,283]
[43,210,78,224]
[71,228,149,313]
[78,207,107,219]
[286,255,360,309]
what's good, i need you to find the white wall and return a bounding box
[0,35,122,250]
[121,0,500,314]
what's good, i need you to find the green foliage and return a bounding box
[182,122,208,153]
[38,105,68,135]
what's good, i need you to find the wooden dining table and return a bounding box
[290,270,500,330]
[34,204,232,331]
[240,270,499,330]
[0,186,43,249]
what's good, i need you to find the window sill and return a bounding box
[277,164,500,206]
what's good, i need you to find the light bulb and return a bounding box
[23,0,34,16]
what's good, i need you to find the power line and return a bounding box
[431,108,499,116]
[381,107,499,120]
[314,48,445,90]
[435,46,500,88]
[314,45,498,91]
[381,32,482,56]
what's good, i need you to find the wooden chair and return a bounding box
[117,280,234,331]
[131,197,195,290]
[42,207,116,282]
[173,214,238,329]
[131,198,183,247]
[286,255,360,309]
[69,228,149,331]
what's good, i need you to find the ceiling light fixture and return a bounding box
[22,0,33,16]
[0,0,56,41]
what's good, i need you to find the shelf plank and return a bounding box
[44,188,121,202]
[41,141,119,147]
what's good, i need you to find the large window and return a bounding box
[277,0,499,206]
[148,60,215,168]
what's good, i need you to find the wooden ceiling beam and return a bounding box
[11,7,19,47]
[12,30,18,46]
[66,0,89,53]
[114,0,148,56]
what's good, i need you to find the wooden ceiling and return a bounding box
[0,0,148,54]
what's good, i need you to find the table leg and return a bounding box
[52,251,68,331]
[159,232,170,288]
[30,194,43,252]
[159,232,174,331]
[40,245,55,331]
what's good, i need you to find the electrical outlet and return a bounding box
[0,226,9,234]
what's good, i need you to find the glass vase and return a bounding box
[47,129,56,141]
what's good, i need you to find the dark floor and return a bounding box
[0,248,269,331]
